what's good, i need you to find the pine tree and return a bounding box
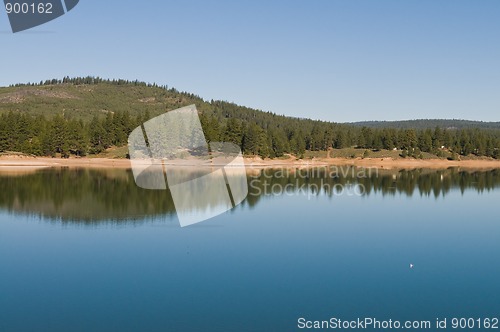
[89,115,106,154]
[223,118,243,146]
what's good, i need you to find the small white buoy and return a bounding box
[410,264,414,269]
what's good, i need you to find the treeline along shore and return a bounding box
[1,77,499,162]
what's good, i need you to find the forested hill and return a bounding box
[1,77,499,160]
[351,119,500,130]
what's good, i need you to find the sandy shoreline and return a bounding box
[2,155,500,172]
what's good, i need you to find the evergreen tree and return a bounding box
[89,115,106,154]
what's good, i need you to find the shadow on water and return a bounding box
[1,166,500,224]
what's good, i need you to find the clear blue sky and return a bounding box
[1,0,499,122]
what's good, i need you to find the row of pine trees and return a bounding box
[1,109,499,159]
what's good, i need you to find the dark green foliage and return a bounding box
[200,113,221,144]
[352,119,500,130]
[1,77,500,159]
[242,123,268,157]
[0,108,142,158]
[419,129,433,153]
[89,115,106,154]
[223,118,243,146]
[268,128,289,158]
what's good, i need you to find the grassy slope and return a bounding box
[2,82,499,128]
[0,83,203,121]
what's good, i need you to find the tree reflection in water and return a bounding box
[1,167,499,224]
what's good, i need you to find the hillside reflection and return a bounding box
[1,167,500,224]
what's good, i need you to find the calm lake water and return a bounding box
[1,167,499,331]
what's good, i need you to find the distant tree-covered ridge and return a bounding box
[351,119,500,130]
[0,76,499,159]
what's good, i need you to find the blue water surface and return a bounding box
[0,171,499,332]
